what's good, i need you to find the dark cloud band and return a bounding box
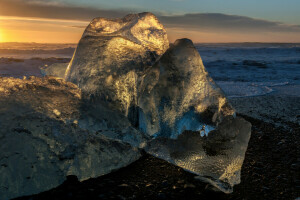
[0,0,128,21]
[160,13,300,33]
[1,0,300,33]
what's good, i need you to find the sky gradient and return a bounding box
[0,0,300,43]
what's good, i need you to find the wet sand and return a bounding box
[229,90,300,128]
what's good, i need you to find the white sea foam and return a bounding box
[216,81,292,98]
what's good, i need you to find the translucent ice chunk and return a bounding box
[65,12,169,116]
[138,39,251,192]
[145,116,251,193]
[0,77,141,200]
[138,39,235,137]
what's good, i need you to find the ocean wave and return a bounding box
[242,60,268,68]
[216,81,290,98]
[195,43,300,49]
[0,57,71,63]
[0,47,75,55]
[0,57,25,63]
[0,42,76,50]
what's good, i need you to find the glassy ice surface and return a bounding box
[0,77,142,200]
[138,39,235,138]
[64,12,169,116]
[137,38,251,193]
[147,109,216,139]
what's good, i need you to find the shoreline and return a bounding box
[229,92,300,128]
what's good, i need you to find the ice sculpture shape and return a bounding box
[139,39,251,193]
[65,12,169,116]
[0,77,142,200]
[138,39,235,138]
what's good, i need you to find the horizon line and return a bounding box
[1,41,300,44]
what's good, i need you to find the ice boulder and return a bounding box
[138,39,251,193]
[0,77,142,200]
[65,12,169,116]
[145,116,251,193]
[138,39,235,138]
[40,63,68,78]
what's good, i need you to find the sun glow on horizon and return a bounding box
[0,15,300,43]
[0,16,86,43]
[0,29,3,42]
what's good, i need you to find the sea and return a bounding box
[0,42,299,98]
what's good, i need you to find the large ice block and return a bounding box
[65,12,169,116]
[0,77,142,200]
[145,116,251,193]
[138,39,235,138]
[138,39,251,193]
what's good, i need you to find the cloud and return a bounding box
[0,0,129,21]
[160,13,300,33]
[1,0,300,34]
[167,0,187,2]
[70,25,87,29]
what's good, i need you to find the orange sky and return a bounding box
[1,0,300,43]
[0,16,86,43]
[1,16,300,43]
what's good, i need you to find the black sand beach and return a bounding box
[15,114,300,200]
